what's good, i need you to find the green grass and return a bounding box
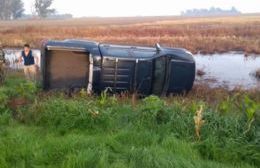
[0,73,259,168]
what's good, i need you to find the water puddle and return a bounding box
[194,53,260,89]
[3,49,260,90]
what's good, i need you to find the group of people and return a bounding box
[0,43,39,83]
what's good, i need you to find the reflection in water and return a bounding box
[3,49,260,89]
[195,53,260,89]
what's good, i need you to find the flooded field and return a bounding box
[3,49,260,89]
[195,53,260,89]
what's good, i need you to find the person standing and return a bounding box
[18,44,39,81]
[0,43,5,85]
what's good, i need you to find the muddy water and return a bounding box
[195,53,260,89]
[3,49,260,89]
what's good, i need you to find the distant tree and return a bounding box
[181,7,241,17]
[0,0,6,19]
[0,0,24,20]
[11,0,24,19]
[34,0,55,18]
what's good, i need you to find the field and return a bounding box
[0,15,260,167]
[0,72,259,167]
[0,15,260,54]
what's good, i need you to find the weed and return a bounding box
[137,96,169,126]
[99,87,117,107]
[0,88,8,110]
[194,105,205,139]
[15,81,38,99]
[242,96,258,134]
[255,69,260,79]
[79,88,88,98]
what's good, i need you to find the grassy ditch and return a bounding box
[0,73,259,168]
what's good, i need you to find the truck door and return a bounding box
[152,56,167,95]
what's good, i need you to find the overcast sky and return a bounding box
[24,0,260,17]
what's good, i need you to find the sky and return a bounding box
[24,0,260,17]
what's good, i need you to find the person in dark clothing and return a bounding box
[18,44,39,81]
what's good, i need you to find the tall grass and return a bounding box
[0,74,259,167]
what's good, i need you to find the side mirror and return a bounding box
[155,43,162,52]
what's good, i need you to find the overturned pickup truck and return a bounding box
[41,39,195,95]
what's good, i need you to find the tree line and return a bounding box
[0,0,55,20]
[181,7,241,17]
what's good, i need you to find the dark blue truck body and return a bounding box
[41,39,195,95]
